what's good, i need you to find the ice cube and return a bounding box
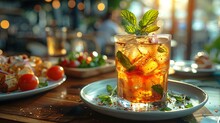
[130,75,143,90]
[137,44,157,55]
[123,43,142,63]
[141,59,158,75]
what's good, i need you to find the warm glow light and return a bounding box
[92,51,98,57]
[68,0,76,8]
[52,0,61,9]
[159,0,172,9]
[45,0,52,2]
[77,2,84,10]
[97,2,105,11]
[0,20,10,29]
[76,32,82,38]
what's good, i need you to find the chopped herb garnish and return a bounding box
[168,93,185,103]
[97,85,195,111]
[185,103,193,108]
[151,84,163,96]
[185,96,191,101]
[160,107,172,111]
[97,94,112,105]
[38,81,48,88]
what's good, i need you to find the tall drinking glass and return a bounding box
[115,34,171,111]
[45,27,67,57]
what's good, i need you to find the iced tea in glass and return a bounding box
[115,34,171,111]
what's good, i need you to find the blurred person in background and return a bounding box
[96,9,123,54]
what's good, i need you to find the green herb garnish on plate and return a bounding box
[97,85,195,111]
[97,85,117,105]
[185,103,193,108]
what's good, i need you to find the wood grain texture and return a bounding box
[0,72,212,123]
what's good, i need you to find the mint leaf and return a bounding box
[124,25,136,34]
[116,51,135,71]
[121,10,137,26]
[168,93,184,103]
[106,85,113,94]
[151,84,163,96]
[139,9,159,27]
[121,10,137,34]
[141,25,160,34]
[97,94,112,105]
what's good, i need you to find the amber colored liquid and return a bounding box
[115,36,170,103]
[47,36,66,56]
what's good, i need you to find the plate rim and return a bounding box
[80,78,208,121]
[0,75,66,101]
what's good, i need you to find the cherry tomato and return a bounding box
[68,60,80,67]
[77,55,85,63]
[47,65,64,81]
[86,56,92,64]
[18,74,39,91]
[59,59,68,67]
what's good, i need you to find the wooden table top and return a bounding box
[0,71,216,123]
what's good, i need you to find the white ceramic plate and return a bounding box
[80,78,208,121]
[172,60,215,77]
[63,60,115,78]
[0,76,66,101]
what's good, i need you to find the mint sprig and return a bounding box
[121,9,159,35]
[97,85,117,105]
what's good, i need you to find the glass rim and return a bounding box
[114,34,172,43]
[115,33,171,37]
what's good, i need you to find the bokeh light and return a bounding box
[76,32,82,38]
[77,2,84,10]
[0,20,10,29]
[97,2,105,11]
[52,0,61,9]
[45,0,52,2]
[68,0,76,8]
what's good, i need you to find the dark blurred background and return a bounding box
[0,0,219,61]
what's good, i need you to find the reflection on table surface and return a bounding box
[0,69,219,123]
[169,71,220,116]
